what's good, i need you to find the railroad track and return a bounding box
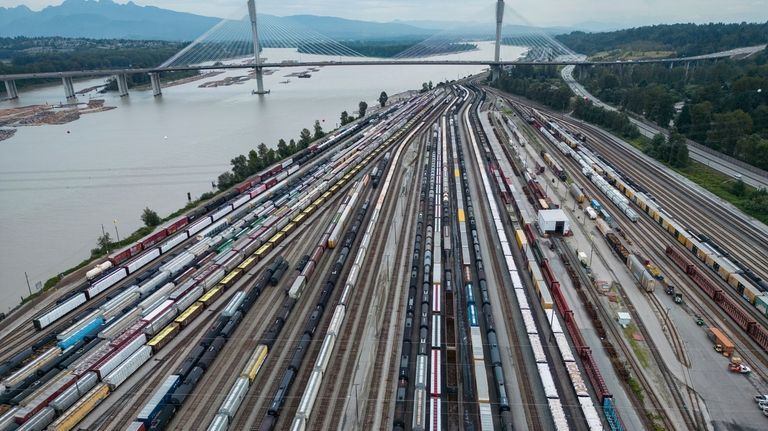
[363,130,426,429]
[461,102,545,430]
[561,114,768,277]
[501,100,693,429]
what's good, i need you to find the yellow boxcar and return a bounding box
[220,269,242,289]
[741,281,760,303]
[281,222,296,236]
[302,205,317,216]
[268,232,284,246]
[174,302,204,328]
[200,285,223,307]
[329,184,339,193]
[677,232,687,246]
[241,345,269,383]
[148,322,180,352]
[292,213,307,224]
[321,191,332,200]
[718,262,736,281]
[515,229,527,250]
[455,168,460,177]
[49,383,110,431]
[238,255,258,272]
[458,209,465,223]
[255,242,273,260]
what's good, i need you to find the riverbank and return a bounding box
[0,99,115,129]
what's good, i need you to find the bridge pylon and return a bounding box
[491,0,505,82]
[248,0,270,95]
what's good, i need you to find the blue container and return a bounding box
[465,283,475,305]
[467,304,478,327]
[591,199,602,211]
[58,317,104,350]
[137,375,181,425]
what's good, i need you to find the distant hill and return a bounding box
[556,22,768,57]
[0,0,219,41]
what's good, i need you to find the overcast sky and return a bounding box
[2,0,767,26]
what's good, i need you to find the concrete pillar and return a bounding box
[116,73,129,97]
[494,0,504,63]
[62,76,76,100]
[248,0,269,95]
[3,80,18,100]
[149,72,162,97]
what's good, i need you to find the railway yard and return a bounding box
[1,79,768,431]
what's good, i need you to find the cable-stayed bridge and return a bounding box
[1,0,762,101]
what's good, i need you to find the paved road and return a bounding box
[561,62,768,190]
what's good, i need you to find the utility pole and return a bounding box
[25,271,32,297]
[113,219,120,242]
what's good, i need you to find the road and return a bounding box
[561,63,768,190]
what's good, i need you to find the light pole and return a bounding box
[113,219,120,242]
[588,232,594,268]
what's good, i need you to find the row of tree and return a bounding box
[574,47,768,170]
[556,22,768,57]
[571,98,641,141]
[494,65,572,111]
[645,133,690,168]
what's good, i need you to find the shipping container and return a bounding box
[137,375,180,425]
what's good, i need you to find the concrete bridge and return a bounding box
[0,0,764,101]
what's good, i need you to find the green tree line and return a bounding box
[493,65,572,111]
[556,22,768,57]
[573,48,768,169]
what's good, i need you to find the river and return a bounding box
[0,41,525,312]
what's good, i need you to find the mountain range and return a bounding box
[0,0,595,42]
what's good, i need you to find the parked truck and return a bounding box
[707,327,735,357]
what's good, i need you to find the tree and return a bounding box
[217,171,236,191]
[421,82,429,93]
[299,128,312,147]
[379,91,388,108]
[141,207,161,227]
[340,111,350,125]
[97,232,112,253]
[428,81,433,90]
[247,149,261,173]
[277,139,289,158]
[732,179,747,197]
[313,120,325,140]
[669,133,689,167]
[231,154,248,180]
[358,101,368,118]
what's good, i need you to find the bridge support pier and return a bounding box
[3,80,18,100]
[116,73,129,97]
[149,72,162,97]
[62,77,76,100]
[248,0,269,95]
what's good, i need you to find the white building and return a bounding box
[537,209,570,235]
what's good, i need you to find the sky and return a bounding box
[1,0,767,27]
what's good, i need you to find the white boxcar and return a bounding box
[145,306,178,336]
[479,402,494,431]
[566,362,590,397]
[431,315,441,348]
[474,359,490,403]
[296,369,322,419]
[104,345,151,390]
[208,413,229,431]
[316,335,336,374]
[160,233,188,254]
[470,327,484,360]
[142,299,175,322]
[87,268,128,299]
[49,372,98,413]
[187,217,213,237]
[17,406,54,431]
[288,275,307,299]
[126,248,161,275]
[412,387,426,431]
[415,355,428,390]
[554,333,575,362]
[545,309,564,334]
[95,333,147,379]
[219,376,249,418]
[33,293,87,330]
[327,305,345,337]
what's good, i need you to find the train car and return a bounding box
[48,383,109,431]
[33,293,87,330]
[148,323,180,352]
